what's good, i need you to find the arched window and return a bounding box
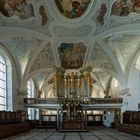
[0,50,12,111]
[27,79,34,98]
[0,55,6,110]
[27,79,35,120]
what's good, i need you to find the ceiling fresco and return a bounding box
[39,5,48,26]
[96,3,107,25]
[55,0,91,19]
[0,0,140,93]
[58,42,87,69]
[0,0,34,19]
[111,0,140,16]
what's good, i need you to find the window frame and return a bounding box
[0,55,7,111]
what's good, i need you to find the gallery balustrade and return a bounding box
[24,98,57,104]
[24,97,123,105]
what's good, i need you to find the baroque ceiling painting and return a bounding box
[58,42,87,69]
[55,0,91,19]
[111,0,140,16]
[0,0,34,19]
[39,5,48,25]
[96,3,107,25]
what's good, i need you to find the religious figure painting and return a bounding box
[97,3,107,25]
[58,42,87,69]
[39,5,48,26]
[111,0,140,16]
[0,0,34,19]
[55,0,91,19]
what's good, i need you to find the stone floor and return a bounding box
[2,126,140,140]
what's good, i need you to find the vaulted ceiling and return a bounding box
[0,0,140,93]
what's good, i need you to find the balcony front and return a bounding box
[24,97,123,109]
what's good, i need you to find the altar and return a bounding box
[57,99,87,132]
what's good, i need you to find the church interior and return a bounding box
[0,0,140,139]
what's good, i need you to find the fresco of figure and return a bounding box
[58,42,87,69]
[120,0,129,16]
[111,0,140,16]
[81,0,90,12]
[39,5,48,25]
[131,0,140,13]
[0,0,34,19]
[71,1,82,18]
[55,0,91,19]
[97,3,107,25]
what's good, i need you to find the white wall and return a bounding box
[103,110,115,127]
[125,67,140,111]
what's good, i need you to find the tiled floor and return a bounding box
[2,126,140,140]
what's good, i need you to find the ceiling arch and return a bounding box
[0,0,140,92]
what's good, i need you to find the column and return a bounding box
[77,73,81,98]
[114,109,121,125]
[70,72,74,98]
[53,74,57,97]
[67,74,71,98]
[64,74,68,98]
[84,109,87,129]
[57,109,60,131]
[60,110,63,129]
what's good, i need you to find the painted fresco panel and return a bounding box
[0,0,34,19]
[97,3,107,25]
[111,0,140,16]
[39,5,48,25]
[55,0,91,19]
[58,42,87,69]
